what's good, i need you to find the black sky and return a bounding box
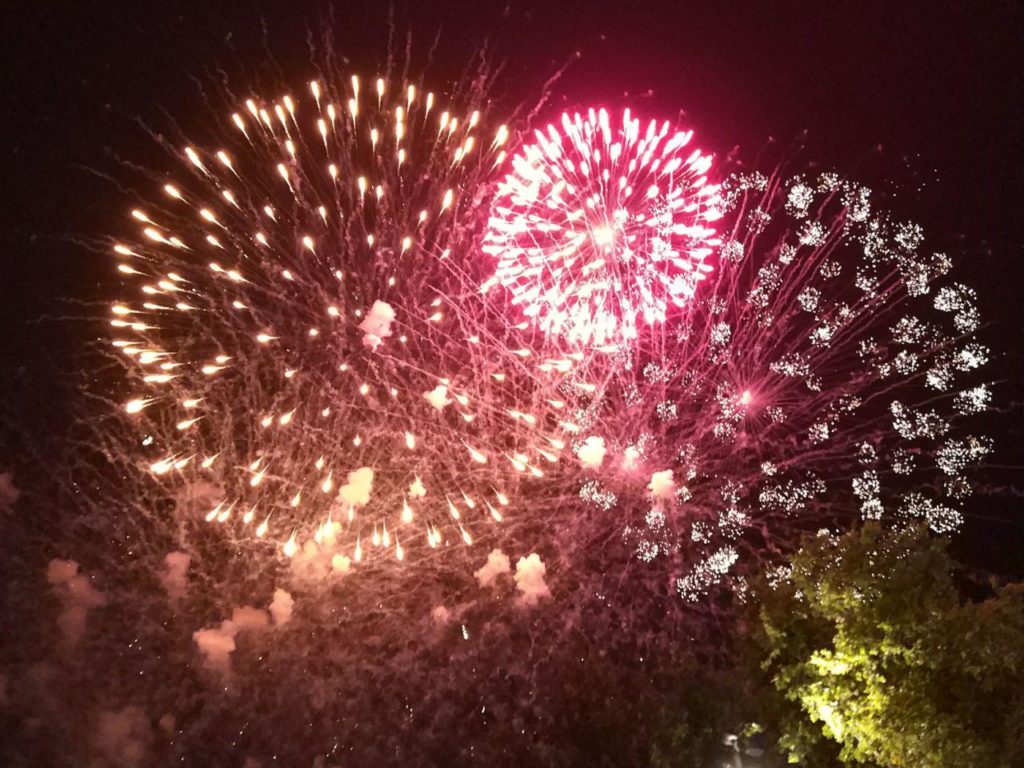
[0,0,1022,568]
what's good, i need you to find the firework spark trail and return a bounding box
[109,72,579,574]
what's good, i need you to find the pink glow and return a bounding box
[482,108,722,345]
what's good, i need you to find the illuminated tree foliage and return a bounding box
[752,523,1024,768]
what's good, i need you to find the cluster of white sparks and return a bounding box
[105,75,991,605]
[563,169,992,600]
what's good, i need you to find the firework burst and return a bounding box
[482,108,722,345]
[108,72,573,574]
[542,168,992,600]
[104,72,990,605]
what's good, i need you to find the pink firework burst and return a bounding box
[482,108,723,345]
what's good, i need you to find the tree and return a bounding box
[751,523,1024,768]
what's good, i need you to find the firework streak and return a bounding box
[108,81,990,596]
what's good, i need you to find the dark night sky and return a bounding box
[1,0,1022,568]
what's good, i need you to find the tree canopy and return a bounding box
[751,523,1024,767]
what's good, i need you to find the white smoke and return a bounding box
[423,384,452,411]
[474,549,511,588]
[358,300,395,350]
[431,605,452,625]
[269,589,294,626]
[192,606,270,674]
[577,436,607,469]
[337,467,374,507]
[648,469,676,500]
[160,552,191,602]
[408,476,426,498]
[46,559,106,647]
[514,553,551,606]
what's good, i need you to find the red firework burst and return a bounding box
[482,108,722,345]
